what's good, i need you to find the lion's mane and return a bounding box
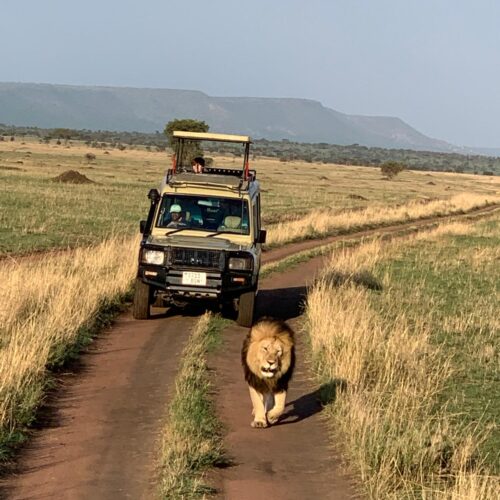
[241,318,295,394]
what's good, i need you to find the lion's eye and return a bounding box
[262,346,268,352]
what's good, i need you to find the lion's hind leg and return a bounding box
[267,390,286,425]
[249,386,268,428]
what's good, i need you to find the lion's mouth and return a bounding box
[260,366,277,378]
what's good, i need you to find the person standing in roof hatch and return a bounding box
[191,157,205,173]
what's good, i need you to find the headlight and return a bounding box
[142,249,165,265]
[228,256,253,271]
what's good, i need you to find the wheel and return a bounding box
[132,278,152,319]
[236,290,255,327]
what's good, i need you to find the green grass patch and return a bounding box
[0,174,149,254]
[158,313,229,499]
[372,216,500,473]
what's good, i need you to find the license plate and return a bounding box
[182,271,207,286]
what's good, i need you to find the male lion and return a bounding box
[241,318,295,428]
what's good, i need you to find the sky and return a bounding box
[0,0,498,147]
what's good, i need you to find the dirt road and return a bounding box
[2,206,497,499]
[1,313,198,499]
[210,256,356,499]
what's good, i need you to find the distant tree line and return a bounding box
[1,123,498,176]
[0,124,169,152]
[204,138,500,176]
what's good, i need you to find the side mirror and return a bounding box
[256,229,267,244]
[139,220,146,234]
[148,188,160,202]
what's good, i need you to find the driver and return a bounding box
[167,204,187,228]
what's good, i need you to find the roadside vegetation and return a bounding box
[158,313,228,499]
[306,214,499,498]
[0,235,138,461]
[266,193,500,247]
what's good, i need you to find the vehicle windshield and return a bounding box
[156,195,249,234]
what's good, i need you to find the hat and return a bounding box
[169,204,182,213]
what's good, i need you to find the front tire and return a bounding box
[236,290,255,327]
[133,279,152,319]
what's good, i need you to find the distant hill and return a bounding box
[0,82,460,152]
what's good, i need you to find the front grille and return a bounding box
[169,248,224,270]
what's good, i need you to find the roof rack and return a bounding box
[164,168,256,191]
[204,167,256,180]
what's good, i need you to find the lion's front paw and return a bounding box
[251,419,268,428]
[266,409,283,425]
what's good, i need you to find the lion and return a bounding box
[241,318,295,428]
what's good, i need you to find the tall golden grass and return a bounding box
[0,235,138,453]
[267,193,500,247]
[305,228,499,498]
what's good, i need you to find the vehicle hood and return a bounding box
[146,234,251,252]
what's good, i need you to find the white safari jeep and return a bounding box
[133,131,266,327]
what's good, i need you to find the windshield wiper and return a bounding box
[205,230,238,238]
[165,228,190,236]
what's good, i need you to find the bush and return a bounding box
[381,161,405,179]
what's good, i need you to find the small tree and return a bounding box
[164,118,209,165]
[381,161,405,179]
[85,152,96,163]
[53,128,73,141]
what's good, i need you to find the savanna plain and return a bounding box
[0,137,499,498]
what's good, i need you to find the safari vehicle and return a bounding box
[133,131,266,327]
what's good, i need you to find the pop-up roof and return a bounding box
[172,131,252,143]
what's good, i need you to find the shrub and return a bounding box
[380,161,405,179]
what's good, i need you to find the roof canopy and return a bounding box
[172,131,252,143]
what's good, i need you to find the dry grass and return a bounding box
[266,193,500,247]
[0,235,138,457]
[305,221,499,498]
[221,156,500,223]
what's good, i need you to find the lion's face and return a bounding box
[256,338,285,379]
[245,322,294,385]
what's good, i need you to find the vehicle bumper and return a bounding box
[137,264,256,299]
